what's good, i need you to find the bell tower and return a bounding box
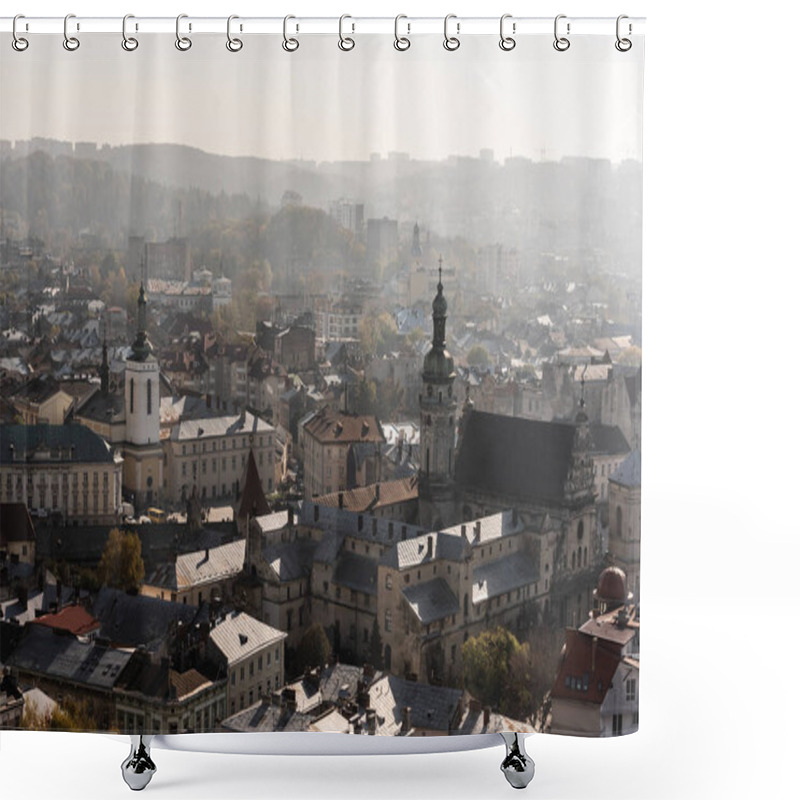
[419,258,458,529]
[123,275,162,511]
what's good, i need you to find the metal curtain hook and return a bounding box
[63,14,80,51]
[615,14,632,51]
[553,14,570,51]
[226,15,243,52]
[283,15,299,52]
[12,14,29,52]
[121,14,138,51]
[338,14,355,51]
[443,14,460,51]
[499,13,515,51]
[394,14,410,51]
[176,13,192,51]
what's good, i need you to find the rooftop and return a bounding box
[402,578,460,625]
[472,553,539,605]
[144,539,246,592]
[301,407,385,445]
[0,423,116,465]
[314,477,419,513]
[208,610,286,666]
[30,603,100,637]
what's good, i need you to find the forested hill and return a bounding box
[1,141,642,274]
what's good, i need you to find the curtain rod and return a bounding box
[1,16,646,37]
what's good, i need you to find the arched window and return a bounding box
[130,378,134,413]
[463,593,469,619]
[147,379,152,415]
[577,519,584,540]
[616,506,623,538]
[572,551,576,570]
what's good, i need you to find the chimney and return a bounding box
[427,535,433,558]
[591,636,598,674]
[283,687,297,712]
[271,690,283,708]
[363,663,375,681]
[483,706,491,728]
[366,708,377,735]
[461,524,467,538]
[375,483,380,501]
[401,706,412,733]
[469,698,481,714]
[475,520,481,542]
[287,507,294,526]
[338,491,344,509]
[204,548,210,561]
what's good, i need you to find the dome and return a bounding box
[595,566,627,606]
[423,347,455,381]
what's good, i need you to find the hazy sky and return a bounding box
[1,33,643,163]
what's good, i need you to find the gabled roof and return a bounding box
[5,623,132,691]
[472,554,539,605]
[368,674,463,734]
[262,539,317,582]
[609,450,641,488]
[314,477,419,514]
[144,539,246,592]
[301,407,385,445]
[0,423,115,464]
[221,701,313,732]
[332,552,377,596]
[30,604,100,637]
[550,628,622,706]
[208,611,286,666]
[382,531,469,571]
[402,578,459,624]
[588,424,630,456]
[455,411,576,505]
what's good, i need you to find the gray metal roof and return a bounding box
[144,539,245,592]
[171,411,274,441]
[472,554,539,605]
[402,578,460,625]
[5,624,132,690]
[300,501,428,546]
[0,423,116,464]
[332,552,377,596]
[262,539,317,582]
[610,449,641,487]
[208,611,286,666]
[368,674,462,734]
[221,701,313,732]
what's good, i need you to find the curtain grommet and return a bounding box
[121,14,138,51]
[12,14,29,51]
[444,14,460,51]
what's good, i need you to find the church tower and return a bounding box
[123,280,162,511]
[419,258,458,529]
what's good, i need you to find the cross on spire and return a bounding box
[438,255,443,289]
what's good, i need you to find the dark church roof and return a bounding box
[455,411,576,505]
[0,424,115,464]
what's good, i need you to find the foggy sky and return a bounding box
[0,33,643,163]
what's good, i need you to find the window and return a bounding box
[616,506,623,538]
[577,520,584,540]
[231,672,236,686]
[258,656,263,671]
[612,714,623,736]
[147,378,152,415]
[250,661,254,677]
[385,574,392,590]
[384,610,392,632]
[240,667,244,681]
[287,610,293,631]
[626,678,636,702]
[130,379,134,413]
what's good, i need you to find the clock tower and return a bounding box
[419,258,458,529]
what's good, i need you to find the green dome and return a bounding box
[423,346,455,381]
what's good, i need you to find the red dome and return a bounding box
[595,566,627,605]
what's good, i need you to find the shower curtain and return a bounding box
[0,19,643,740]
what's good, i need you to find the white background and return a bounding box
[2,1,798,798]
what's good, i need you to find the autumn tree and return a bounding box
[97,528,144,593]
[467,345,490,367]
[21,696,100,732]
[296,622,332,670]
[461,626,555,721]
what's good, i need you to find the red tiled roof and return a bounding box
[303,407,385,445]
[550,628,622,706]
[315,477,418,512]
[31,604,100,637]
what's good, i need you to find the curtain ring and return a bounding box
[338,14,355,51]
[283,15,299,52]
[394,15,410,51]
[443,14,460,51]
[121,14,138,51]
[553,14,570,51]
[226,15,243,52]
[63,14,80,51]
[615,15,632,52]
[176,14,192,51]
[499,14,515,51]
[12,15,29,52]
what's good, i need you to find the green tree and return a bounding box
[462,627,521,710]
[466,345,490,367]
[296,622,332,670]
[97,528,144,593]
